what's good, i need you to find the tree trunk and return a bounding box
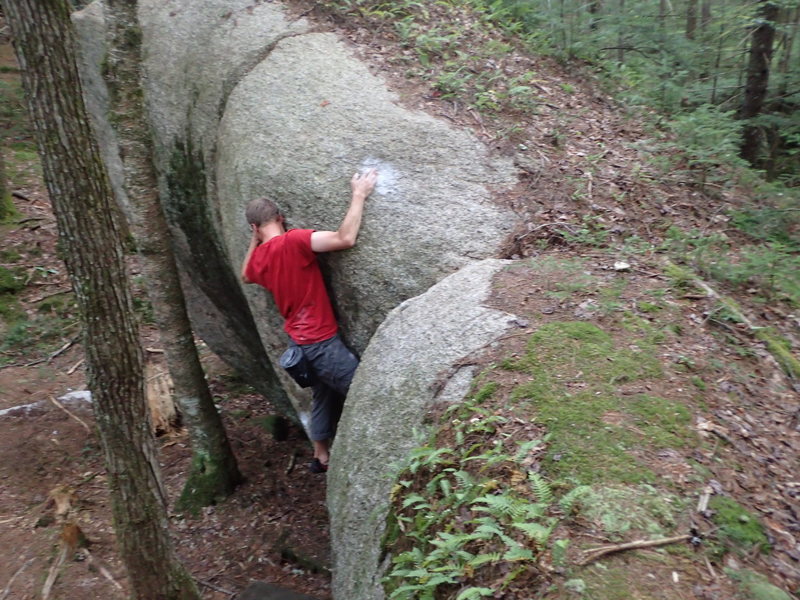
[686,0,697,40]
[776,7,799,100]
[617,0,626,64]
[0,147,12,221]
[102,0,242,512]
[700,0,711,34]
[738,0,780,164]
[1,1,199,598]
[588,0,602,30]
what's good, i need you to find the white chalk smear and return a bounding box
[361,157,400,198]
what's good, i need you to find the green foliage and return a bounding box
[384,394,574,599]
[664,227,800,306]
[0,266,25,293]
[577,484,681,537]
[665,105,749,190]
[561,215,610,247]
[709,496,771,557]
[725,568,793,600]
[507,320,698,484]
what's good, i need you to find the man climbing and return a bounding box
[241,169,378,473]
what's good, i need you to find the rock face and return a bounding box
[72,1,519,428]
[327,259,522,600]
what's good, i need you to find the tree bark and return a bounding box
[0,146,11,221]
[686,0,698,40]
[776,7,799,100]
[1,1,199,598]
[700,0,712,34]
[738,0,780,164]
[101,0,242,512]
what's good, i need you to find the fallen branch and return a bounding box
[11,191,31,202]
[48,396,91,433]
[196,579,235,596]
[41,546,68,600]
[577,534,691,566]
[84,549,123,591]
[1,556,34,600]
[285,450,297,475]
[30,288,72,303]
[66,358,84,375]
[17,216,47,225]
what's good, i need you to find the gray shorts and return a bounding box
[298,334,359,441]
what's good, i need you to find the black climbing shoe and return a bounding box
[308,458,328,473]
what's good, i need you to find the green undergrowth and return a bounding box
[507,320,693,484]
[708,496,771,558]
[383,388,576,599]
[0,258,79,365]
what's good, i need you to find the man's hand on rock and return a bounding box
[352,168,378,199]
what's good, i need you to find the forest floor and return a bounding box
[0,186,333,600]
[2,3,799,600]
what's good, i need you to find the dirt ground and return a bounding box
[0,123,331,600]
[0,337,333,600]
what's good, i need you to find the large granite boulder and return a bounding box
[328,259,522,600]
[73,0,519,427]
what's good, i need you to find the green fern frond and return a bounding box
[558,485,590,513]
[472,493,516,516]
[455,587,495,600]
[512,521,553,544]
[468,552,502,567]
[401,493,430,510]
[513,438,543,462]
[502,545,535,562]
[528,472,554,505]
[453,469,475,489]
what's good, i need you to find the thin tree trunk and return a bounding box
[686,0,698,40]
[738,0,780,164]
[711,22,724,103]
[776,7,799,99]
[102,0,242,512]
[0,147,11,221]
[588,0,602,30]
[617,0,625,64]
[1,1,199,598]
[701,0,712,34]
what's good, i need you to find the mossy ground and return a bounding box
[386,256,794,599]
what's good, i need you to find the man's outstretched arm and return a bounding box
[240,224,260,284]
[311,169,377,253]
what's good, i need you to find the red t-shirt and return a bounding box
[245,229,338,344]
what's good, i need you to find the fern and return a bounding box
[401,493,430,510]
[558,484,590,513]
[468,552,502,567]
[513,438,544,462]
[502,546,535,562]
[512,521,554,544]
[455,587,494,600]
[472,493,519,517]
[528,472,554,504]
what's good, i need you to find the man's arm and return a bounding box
[240,224,260,284]
[311,169,377,253]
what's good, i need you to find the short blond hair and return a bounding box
[245,197,280,227]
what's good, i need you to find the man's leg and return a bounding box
[309,384,340,468]
[303,335,359,469]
